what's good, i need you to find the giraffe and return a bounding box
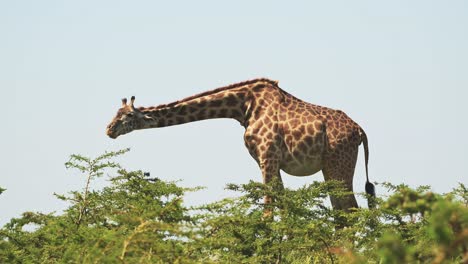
[106,78,375,214]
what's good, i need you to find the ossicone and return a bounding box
[130,96,135,107]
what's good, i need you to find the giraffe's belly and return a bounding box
[280,156,323,176]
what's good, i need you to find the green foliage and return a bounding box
[0,150,467,263]
[194,180,346,263]
[0,150,198,263]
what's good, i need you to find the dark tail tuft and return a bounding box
[365,181,375,197]
[366,181,376,208]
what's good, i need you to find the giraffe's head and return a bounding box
[106,96,151,139]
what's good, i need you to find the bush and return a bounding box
[0,150,466,263]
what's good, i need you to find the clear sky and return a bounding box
[1,1,467,225]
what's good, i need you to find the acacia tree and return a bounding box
[0,149,199,263]
[0,149,466,263]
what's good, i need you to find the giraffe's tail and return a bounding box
[360,128,376,208]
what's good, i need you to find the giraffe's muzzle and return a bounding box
[106,128,117,139]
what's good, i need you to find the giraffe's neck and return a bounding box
[137,86,249,129]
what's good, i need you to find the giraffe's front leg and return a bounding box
[259,158,283,199]
[253,137,284,217]
[244,125,283,217]
[259,158,283,218]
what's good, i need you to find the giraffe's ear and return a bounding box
[121,98,127,106]
[130,96,136,108]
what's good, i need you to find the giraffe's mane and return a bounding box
[140,78,279,110]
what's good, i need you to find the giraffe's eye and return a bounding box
[127,113,134,117]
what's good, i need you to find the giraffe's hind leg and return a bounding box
[322,146,359,212]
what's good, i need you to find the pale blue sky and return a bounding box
[1,1,467,225]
